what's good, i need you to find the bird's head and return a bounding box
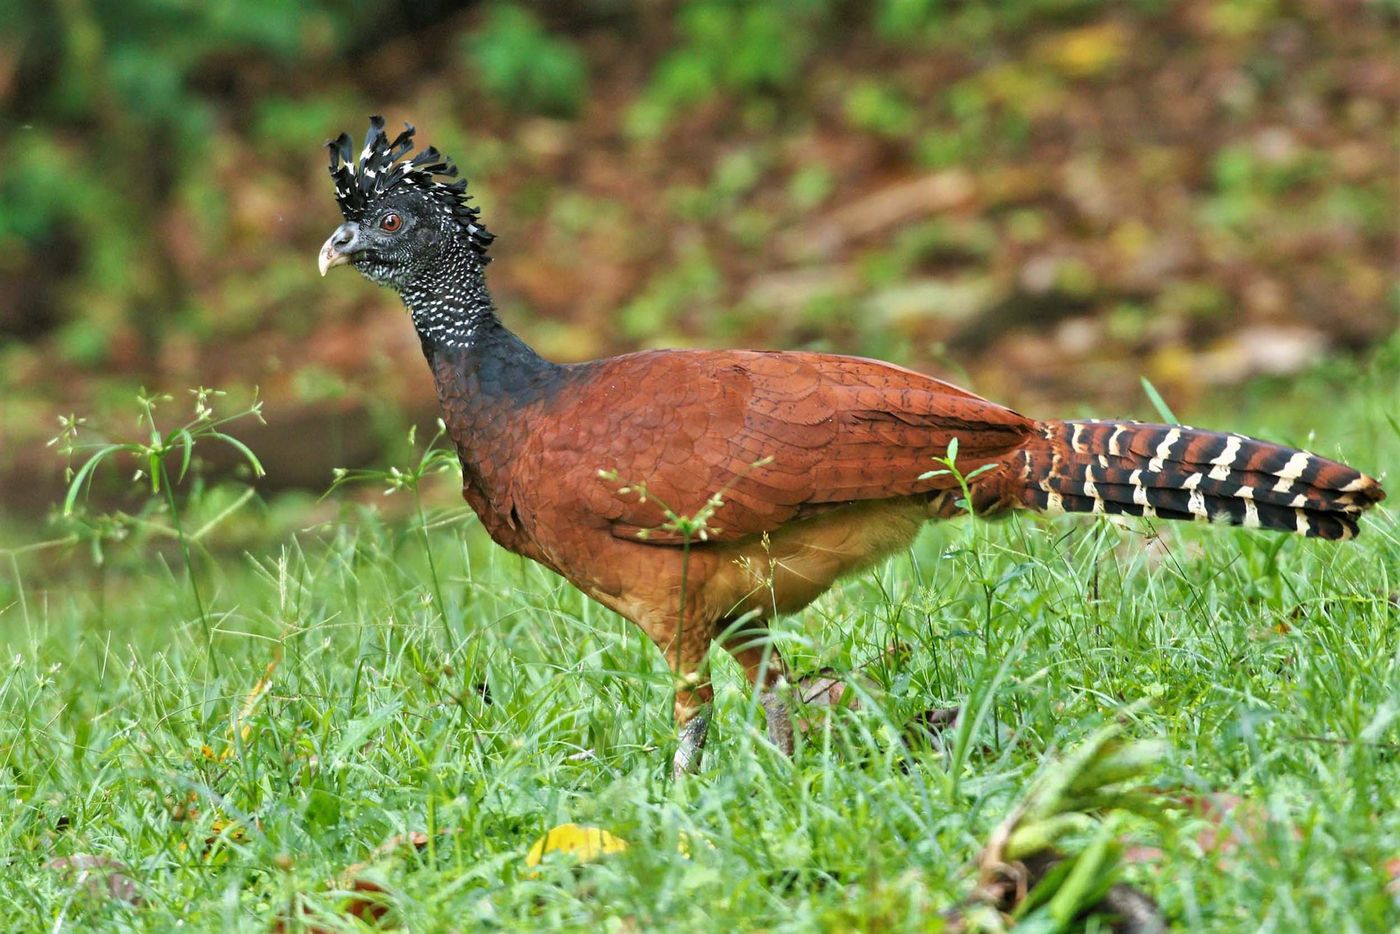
[318,116,493,290]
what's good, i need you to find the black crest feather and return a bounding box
[327,116,494,262]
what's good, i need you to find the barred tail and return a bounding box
[1008,420,1386,541]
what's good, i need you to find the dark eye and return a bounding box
[380,213,402,232]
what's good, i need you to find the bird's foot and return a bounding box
[672,708,711,777]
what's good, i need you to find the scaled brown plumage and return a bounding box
[319,117,1386,775]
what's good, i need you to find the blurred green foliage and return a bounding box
[874,0,1171,42]
[1,0,389,358]
[843,82,919,141]
[0,0,1394,459]
[629,0,825,135]
[464,4,589,117]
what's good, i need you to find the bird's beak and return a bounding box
[318,222,361,277]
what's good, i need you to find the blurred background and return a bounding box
[1,0,1396,521]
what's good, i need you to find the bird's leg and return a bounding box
[726,637,794,757]
[654,606,719,777]
[671,674,714,777]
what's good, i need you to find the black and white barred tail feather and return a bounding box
[1010,419,1385,540]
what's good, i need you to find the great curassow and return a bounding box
[318,117,1386,775]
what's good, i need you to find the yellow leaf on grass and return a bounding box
[203,658,278,762]
[525,823,628,869]
[232,658,278,743]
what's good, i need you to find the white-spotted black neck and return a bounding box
[399,252,497,352]
[398,247,562,403]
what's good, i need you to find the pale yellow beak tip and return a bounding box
[318,235,349,277]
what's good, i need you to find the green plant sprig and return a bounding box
[50,387,266,644]
[328,420,464,646]
[54,387,265,513]
[917,436,1000,512]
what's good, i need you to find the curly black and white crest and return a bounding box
[327,116,495,262]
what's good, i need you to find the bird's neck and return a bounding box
[399,255,501,352]
[399,255,563,434]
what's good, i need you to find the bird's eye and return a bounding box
[380,213,402,232]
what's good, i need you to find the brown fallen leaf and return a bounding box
[1126,790,1307,870]
[274,829,453,932]
[897,707,976,775]
[795,640,914,714]
[795,648,961,748]
[798,669,861,709]
[905,706,962,744]
[793,669,864,735]
[343,876,394,925]
[1177,793,1255,856]
[1160,791,1302,861]
[1120,843,1165,865]
[370,830,433,858]
[959,851,1165,934]
[46,855,140,905]
[339,831,453,920]
[274,876,396,933]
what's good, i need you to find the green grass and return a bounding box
[1,348,1397,931]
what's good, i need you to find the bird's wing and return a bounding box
[541,350,1036,545]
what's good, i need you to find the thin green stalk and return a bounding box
[7,552,28,629]
[414,486,452,646]
[678,536,691,626]
[159,462,210,651]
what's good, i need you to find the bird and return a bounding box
[318,117,1386,775]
